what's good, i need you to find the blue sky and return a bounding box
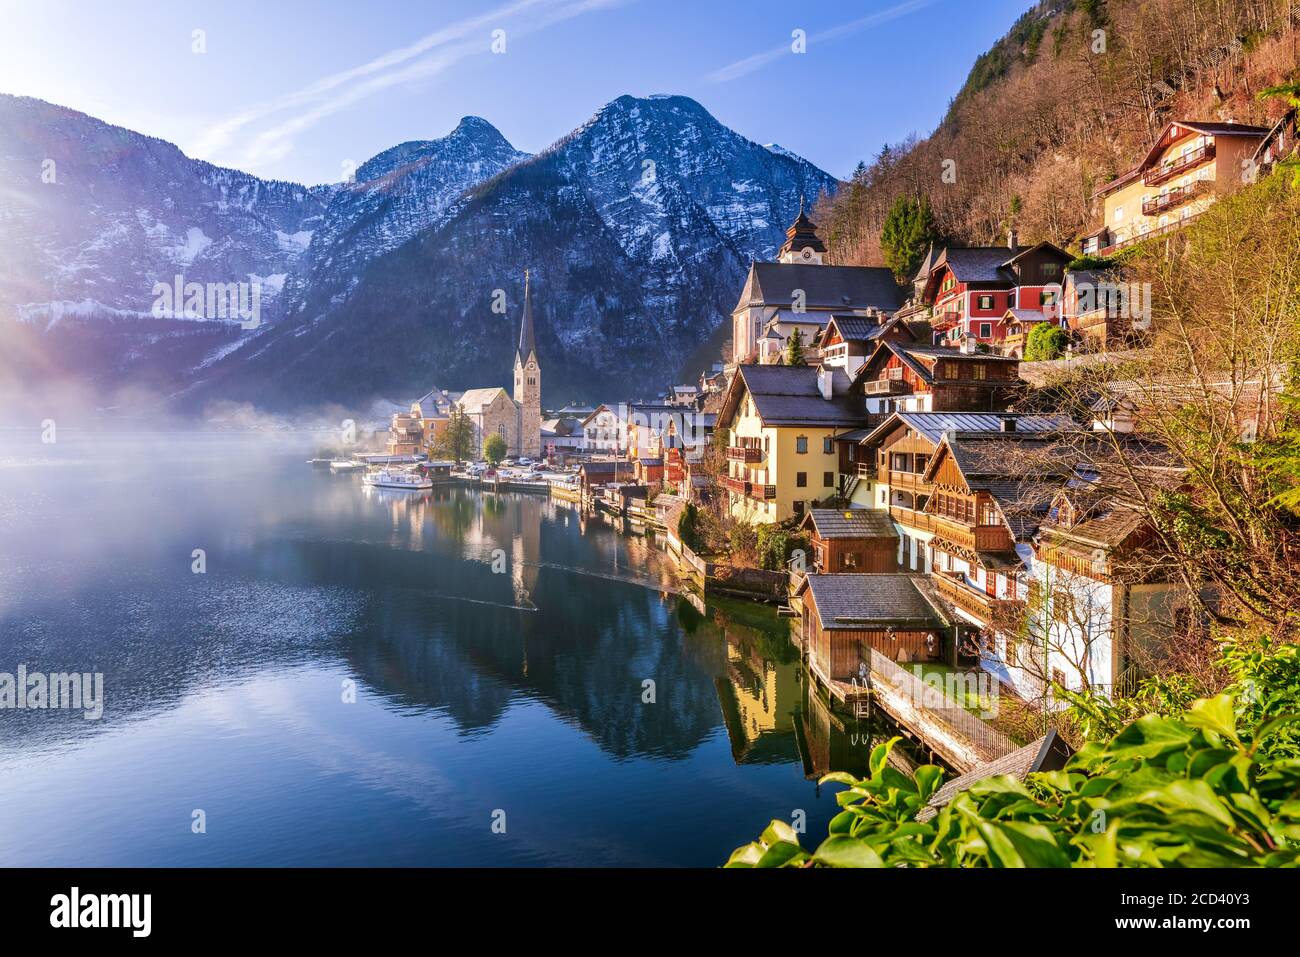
[0,0,1032,185]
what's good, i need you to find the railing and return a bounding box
[887,470,929,493]
[753,484,777,500]
[863,378,911,396]
[1098,215,1202,255]
[862,645,1016,761]
[856,463,878,479]
[726,446,762,463]
[1143,141,1214,186]
[722,476,750,495]
[889,505,935,533]
[931,515,1014,552]
[932,572,1026,627]
[1142,180,1209,215]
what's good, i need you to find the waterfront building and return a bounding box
[799,508,899,573]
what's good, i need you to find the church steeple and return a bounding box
[516,269,537,364]
[513,269,542,458]
[778,195,826,264]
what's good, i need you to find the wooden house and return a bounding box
[851,340,1022,420]
[799,508,898,573]
[796,574,952,680]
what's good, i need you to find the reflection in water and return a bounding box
[0,432,883,866]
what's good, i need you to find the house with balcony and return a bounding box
[716,364,867,524]
[731,208,904,366]
[847,412,1069,574]
[850,340,1022,421]
[919,236,1071,347]
[815,312,915,377]
[580,404,623,454]
[385,387,454,456]
[1082,120,1271,256]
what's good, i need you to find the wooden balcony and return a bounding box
[1143,142,1214,187]
[723,476,750,495]
[727,446,762,463]
[889,505,935,533]
[886,470,930,493]
[932,572,1026,627]
[863,378,911,396]
[1142,180,1209,216]
[932,514,1014,552]
[855,462,878,479]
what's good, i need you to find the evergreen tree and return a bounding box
[880,195,938,283]
[784,328,807,366]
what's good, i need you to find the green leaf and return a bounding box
[1185,695,1241,745]
[812,836,885,868]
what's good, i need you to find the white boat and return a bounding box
[363,469,433,490]
[329,460,366,474]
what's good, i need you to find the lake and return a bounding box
[0,431,896,867]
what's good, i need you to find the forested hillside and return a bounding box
[819,0,1300,265]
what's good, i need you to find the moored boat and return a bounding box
[329,460,366,474]
[362,468,433,490]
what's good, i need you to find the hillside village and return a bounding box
[381,100,1299,774]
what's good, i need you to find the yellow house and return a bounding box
[1084,120,1270,256]
[717,364,865,524]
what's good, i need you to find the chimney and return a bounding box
[1008,228,1019,252]
[817,365,833,400]
[961,336,977,355]
[1000,416,1017,433]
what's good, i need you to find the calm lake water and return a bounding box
[0,430,896,867]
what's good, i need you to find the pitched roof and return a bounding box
[1096,120,1272,196]
[796,574,948,629]
[854,341,1019,389]
[413,388,453,418]
[802,508,898,540]
[457,387,511,413]
[736,262,904,314]
[779,203,827,256]
[721,364,865,428]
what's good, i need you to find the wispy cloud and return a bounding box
[706,0,936,84]
[190,0,624,173]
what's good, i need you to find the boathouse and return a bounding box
[800,508,898,573]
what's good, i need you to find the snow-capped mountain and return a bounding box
[187,95,838,408]
[0,93,840,409]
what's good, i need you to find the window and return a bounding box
[880,490,886,505]
[1114,204,1124,222]
[1040,290,1056,307]
[843,552,858,569]
[1042,263,1059,278]
[823,436,833,454]
[978,294,993,310]
[796,472,807,488]
[796,436,808,454]
[978,323,992,340]
[823,471,834,488]
[764,435,770,454]
[1052,587,1075,624]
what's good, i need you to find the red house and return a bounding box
[920,236,1072,347]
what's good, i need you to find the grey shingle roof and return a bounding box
[934,247,1018,284]
[732,365,867,428]
[804,508,898,540]
[738,262,904,313]
[799,574,946,629]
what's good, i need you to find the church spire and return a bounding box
[517,269,537,363]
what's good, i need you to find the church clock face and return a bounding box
[799,247,815,262]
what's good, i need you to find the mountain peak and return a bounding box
[355,116,521,183]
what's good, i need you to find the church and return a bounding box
[386,271,542,459]
[457,271,543,458]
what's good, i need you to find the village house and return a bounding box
[850,339,1023,423]
[1058,267,1151,353]
[918,237,1072,348]
[1082,120,1272,256]
[846,411,1069,572]
[731,206,903,366]
[815,312,916,377]
[580,404,623,454]
[717,364,865,524]
[799,508,899,573]
[385,388,454,456]
[796,574,953,682]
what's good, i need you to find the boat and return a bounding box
[307,458,332,469]
[329,460,366,474]
[362,468,433,490]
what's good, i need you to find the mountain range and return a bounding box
[0,92,839,412]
